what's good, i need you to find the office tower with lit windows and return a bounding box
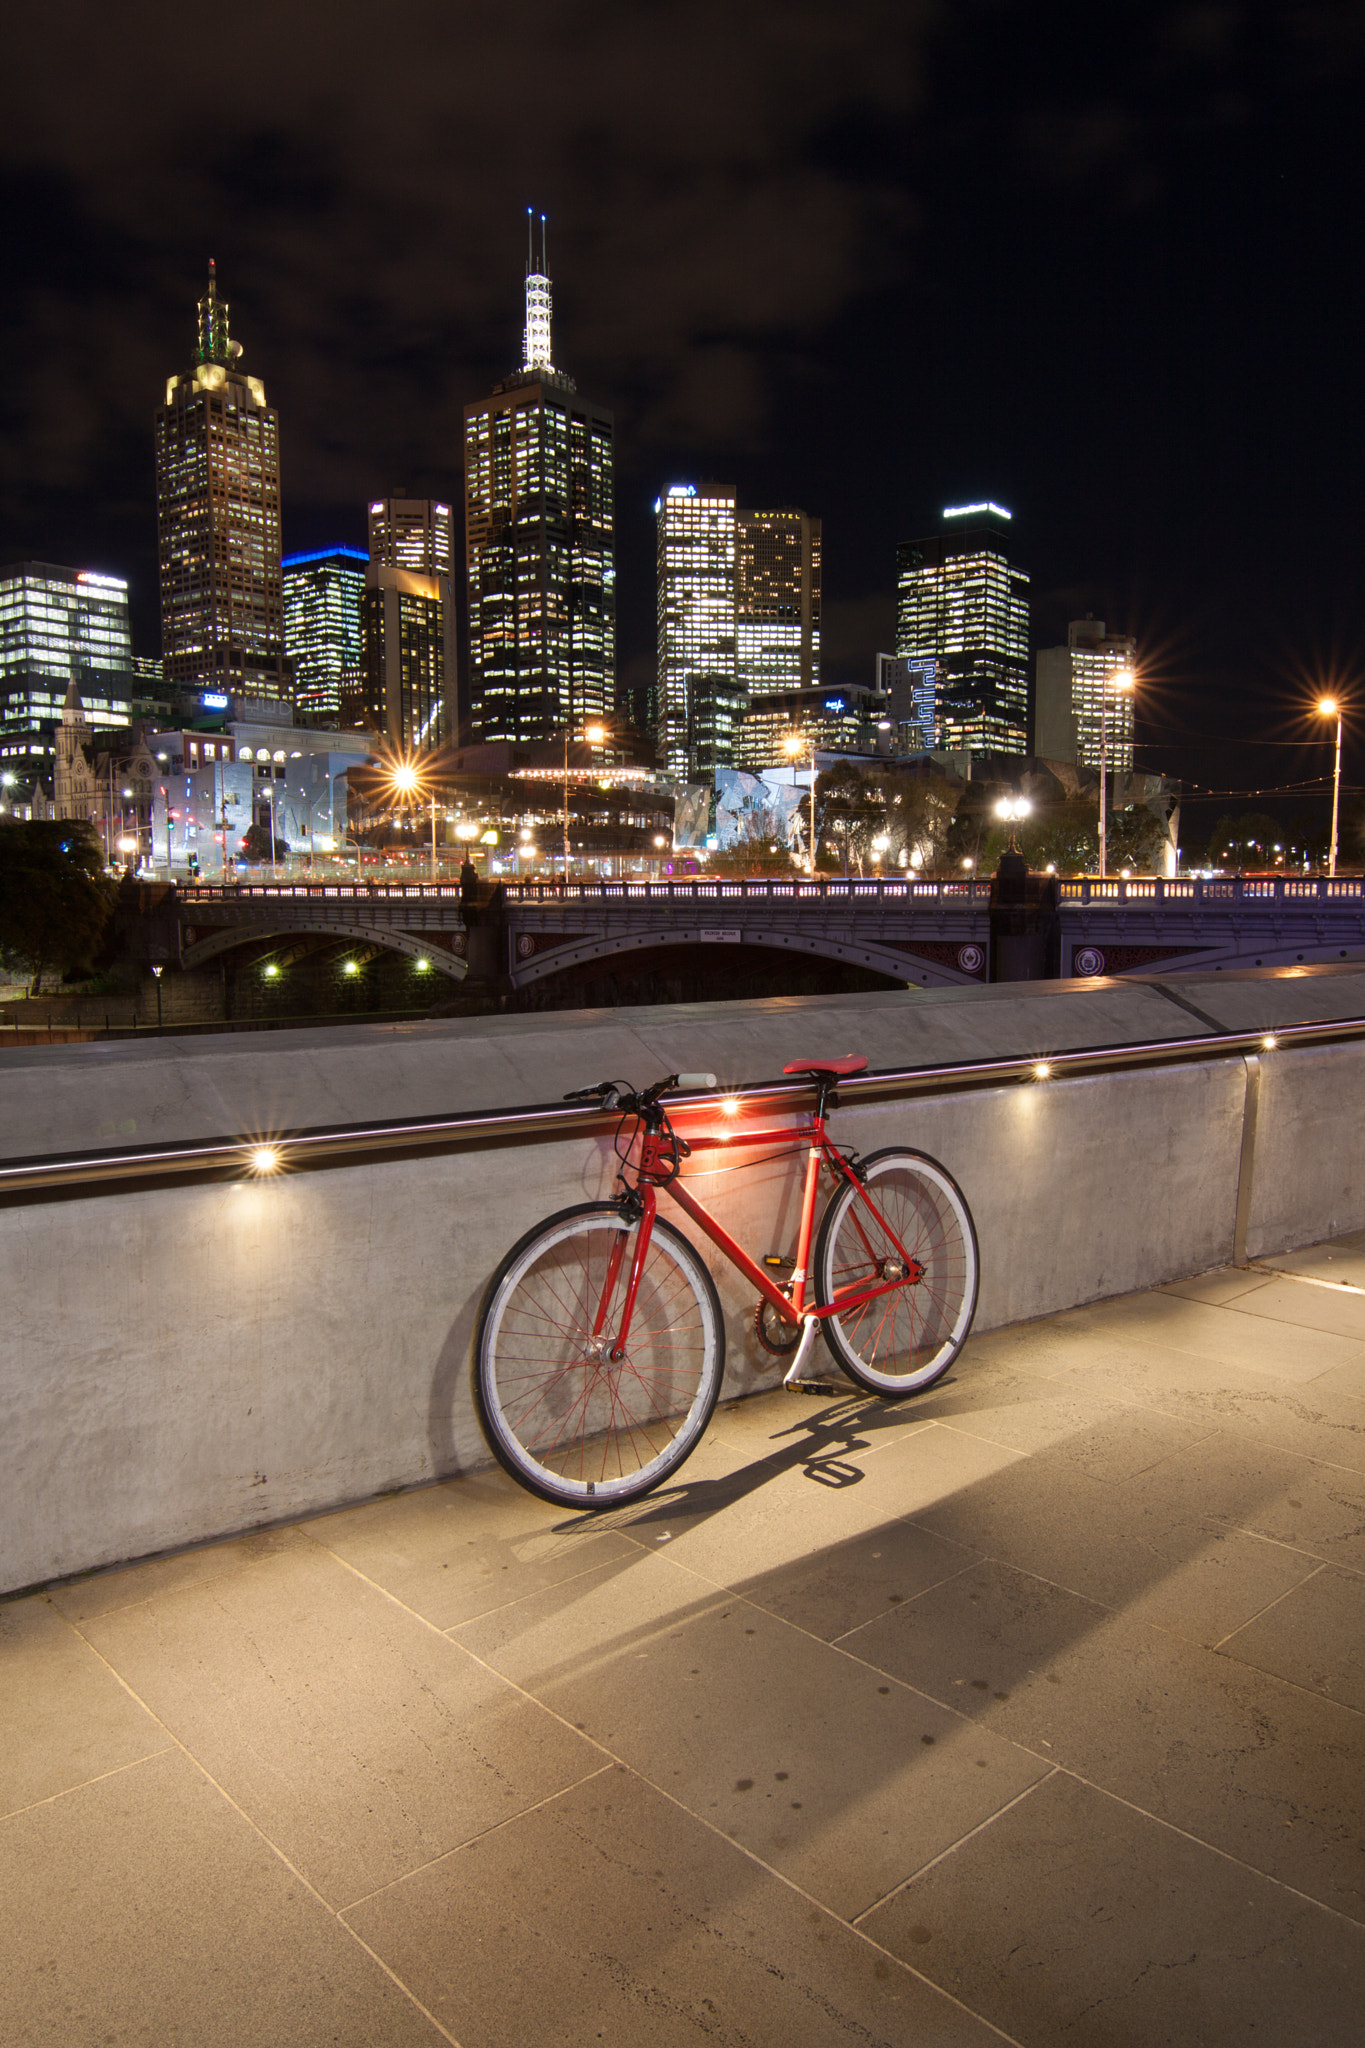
[875,653,938,750]
[283,546,367,722]
[736,509,821,698]
[0,561,133,770]
[895,503,1029,754]
[155,264,287,711]
[355,500,454,752]
[1035,616,1136,771]
[655,484,743,778]
[464,224,615,751]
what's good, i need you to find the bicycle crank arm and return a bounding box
[781,1316,824,1388]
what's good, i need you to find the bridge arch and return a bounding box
[180,921,467,982]
[507,922,984,991]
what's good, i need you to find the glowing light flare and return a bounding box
[1033,1063,1052,1081]
[1262,1034,1278,1050]
[720,1096,741,1116]
[1318,697,1339,717]
[249,1146,281,1174]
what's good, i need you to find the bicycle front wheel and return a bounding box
[474,1203,725,1508]
[813,1149,979,1396]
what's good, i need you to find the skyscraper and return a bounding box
[0,562,133,770]
[895,503,1029,754]
[1035,617,1136,771]
[155,264,287,712]
[655,484,744,779]
[283,546,367,723]
[464,220,614,750]
[736,509,821,698]
[357,500,454,752]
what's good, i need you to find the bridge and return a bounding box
[170,872,1365,989]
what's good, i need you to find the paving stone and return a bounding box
[1160,1266,1278,1307]
[305,1469,641,1628]
[847,1557,1365,1922]
[0,1749,444,2046]
[453,1547,1049,1921]
[0,1596,166,1818]
[865,1769,1365,2048]
[617,1414,1009,1624]
[1220,1275,1365,1343]
[347,1764,1006,2048]
[75,1538,600,1909]
[1219,1563,1365,1709]
[47,1524,310,1623]
[1072,1288,1365,1384]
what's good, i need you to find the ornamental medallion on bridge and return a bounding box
[1072,943,1202,976]
[515,932,591,961]
[885,940,988,981]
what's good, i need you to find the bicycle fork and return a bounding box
[596,1184,659,1361]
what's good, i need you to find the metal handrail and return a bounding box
[3,1012,1364,1202]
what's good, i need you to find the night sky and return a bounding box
[2,1,1363,831]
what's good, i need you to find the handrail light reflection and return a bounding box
[248,1146,282,1175]
[1033,1062,1052,1081]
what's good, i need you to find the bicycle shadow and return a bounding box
[557,1381,961,1536]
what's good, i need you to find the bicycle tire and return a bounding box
[813,1148,979,1396]
[474,1202,725,1508]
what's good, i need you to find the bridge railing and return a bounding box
[178,882,467,901]
[1059,876,1364,905]
[175,877,998,905]
[502,877,996,905]
[174,874,1363,909]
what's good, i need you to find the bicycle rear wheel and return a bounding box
[813,1149,978,1395]
[474,1202,725,1508]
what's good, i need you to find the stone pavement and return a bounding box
[3,1239,1365,2047]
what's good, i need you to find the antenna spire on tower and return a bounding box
[196,260,231,366]
[521,208,555,373]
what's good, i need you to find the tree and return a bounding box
[707,805,796,878]
[1202,812,1284,870]
[238,823,291,862]
[1105,805,1168,874]
[0,820,114,993]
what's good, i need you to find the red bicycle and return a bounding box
[473,1058,979,1507]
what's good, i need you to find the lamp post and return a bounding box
[1318,697,1344,879]
[783,731,817,877]
[150,963,163,1030]
[562,722,606,881]
[388,759,442,882]
[1098,667,1135,880]
[994,794,1032,854]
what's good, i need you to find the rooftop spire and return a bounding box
[522,209,555,372]
[196,259,234,366]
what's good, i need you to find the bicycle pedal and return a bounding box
[763,1254,795,1269]
[786,1378,845,1397]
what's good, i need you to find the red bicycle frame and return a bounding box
[603,1099,924,1378]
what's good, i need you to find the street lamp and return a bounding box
[994,794,1032,853]
[388,758,442,882]
[1098,667,1135,880]
[783,731,817,877]
[563,722,606,880]
[1318,697,1344,879]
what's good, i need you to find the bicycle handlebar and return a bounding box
[562,1072,718,1108]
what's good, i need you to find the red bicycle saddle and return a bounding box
[782,1055,868,1077]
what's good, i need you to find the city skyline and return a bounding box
[1,8,1362,818]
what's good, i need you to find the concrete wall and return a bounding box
[4,964,1365,1595]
